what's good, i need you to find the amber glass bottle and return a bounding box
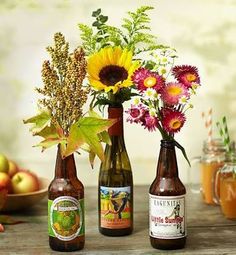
[48,146,85,252]
[149,140,186,250]
[98,105,133,236]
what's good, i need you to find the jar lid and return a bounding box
[203,138,226,154]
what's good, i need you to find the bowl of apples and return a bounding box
[0,154,49,212]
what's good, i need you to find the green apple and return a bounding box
[8,160,19,178]
[0,154,9,173]
[11,171,39,194]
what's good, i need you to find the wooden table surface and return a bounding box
[1,186,236,255]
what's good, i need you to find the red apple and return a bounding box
[8,160,19,178]
[0,154,9,173]
[11,171,39,194]
[0,224,4,232]
[0,172,11,190]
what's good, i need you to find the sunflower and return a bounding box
[87,47,139,94]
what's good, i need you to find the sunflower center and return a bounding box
[99,65,128,86]
[144,77,157,88]
[170,119,181,129]
[186,73,196,82]
[167,86,183,96]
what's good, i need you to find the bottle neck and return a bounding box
[54,145,77,179]
[108,106,124,137]
[156,140,178,178]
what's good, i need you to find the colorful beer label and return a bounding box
[48,196,84,241]
[149,194,186,239]
[100,186,131,229]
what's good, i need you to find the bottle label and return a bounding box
[100,186,131,229]
[48,196,84,241]
[149,194,186,239]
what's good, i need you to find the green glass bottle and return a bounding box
[98,105,133,236]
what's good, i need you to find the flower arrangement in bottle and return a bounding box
[126,51,201,162]
[23,32,115,252]
[24,32,115,161]
[78,6,169,236]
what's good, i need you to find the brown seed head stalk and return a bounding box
[36,32,89,135]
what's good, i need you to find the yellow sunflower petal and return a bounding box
[89,78,106,91]
[106,47,115,65]
[118,79,133,88]
[112,85,119,94]
[123,50,133,70]
[113,47,122,64]
[104,86,114,93]
[117,48,128,67]
[128,61,140,75]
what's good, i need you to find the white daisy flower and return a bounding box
[180,96,188,104]
[158,66,167,76]
[132,96,141,106]
[159,56,169,65]
[143,88,158,101]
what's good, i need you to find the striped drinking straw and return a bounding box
[202,108,213,144]
[216,116,231,153]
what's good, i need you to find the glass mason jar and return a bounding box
[189,139,226,205]
[215,152,236,219]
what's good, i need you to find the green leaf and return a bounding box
[92,21,100,27]
[99,15,108,23]
[92,8,101,17]
[78,117,116,133]
[23,110,51,135]
[89,151,96,169]
[77,117,116,161]
[34,137,66,152]
[88,109,103,118]
[98,131,111,145]
[63,123,86,158]
[63,117,116,159]
[174,140,191,167]
[35,125,58,139]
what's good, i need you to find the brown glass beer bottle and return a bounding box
[48,146,85,251]
[98,105,133,236]
[149,140,186,250]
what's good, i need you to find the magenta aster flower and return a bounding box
[172,65,200,89]
[141,112,158,132]
[161,82,189,106]
[132,67,165,92]
[161,108,186,133]
[126,104,146,124]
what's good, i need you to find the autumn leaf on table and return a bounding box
[0,189,25,231]
[63,117,116,161]
[0,215,25,225]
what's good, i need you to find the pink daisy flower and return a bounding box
[141,112,158,132]
[172,65,200,89]
[161,108,186,133]
[126,104,146,124]
[132,67,165,92]
[160,82,189,106]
